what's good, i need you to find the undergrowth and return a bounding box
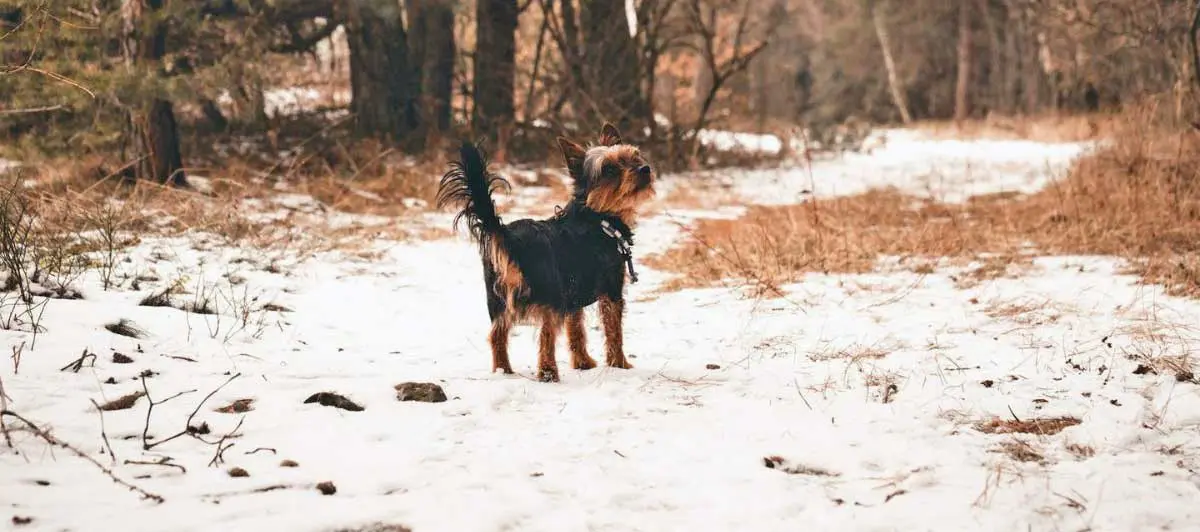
[649,103,1200,298]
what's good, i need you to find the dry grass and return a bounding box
[650,104,1200,297]
[974,416,1081,436]
[994,439,1046,463]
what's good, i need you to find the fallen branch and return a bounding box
[0,410,164,503]
[59,348,96,373]
[124,457,187,475]
[142,373,240,451]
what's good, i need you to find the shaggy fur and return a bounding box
[436,124,656,382]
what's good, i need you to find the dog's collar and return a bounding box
[557,205,639,284]
[598,218,639,284]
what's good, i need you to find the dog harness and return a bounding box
[599,219,639,284]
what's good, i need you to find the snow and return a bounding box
[4,130,1200,532]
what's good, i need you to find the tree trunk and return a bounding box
[581,0,649,133]
[415,0,455,133]
[342,0,415,139]
[976,0,1001,114]
[474,0,517,142]
[122,0,186,186]
[871,1,911,124]
[954,0,972,123]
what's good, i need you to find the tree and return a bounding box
[954,0,972,123]
[581,0,649,133]
[473,0,517,150]
[871,0,911,124]
[342,0,415,139]
[410,0,456,134]
[123,0,186,186]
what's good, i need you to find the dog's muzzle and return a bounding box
[636,165,653,189]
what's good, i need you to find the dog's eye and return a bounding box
[601,164,619,178]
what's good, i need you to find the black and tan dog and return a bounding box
[436,124,656,382]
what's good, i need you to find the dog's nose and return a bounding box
[637,165,652,176]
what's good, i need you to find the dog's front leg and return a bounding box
[566,311,598,370]
[537,312,564,382]
[599,296,633,369]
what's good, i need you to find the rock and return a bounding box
[280,459,299,468]
[228,467,249,478]
[316,481,337,495]
[705,364,720,370]
[394,382,447,403]
[304,392,364,411]
[112,352,134,364]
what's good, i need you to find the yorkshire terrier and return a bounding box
[436,123,656,382]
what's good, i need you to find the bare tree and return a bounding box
[343,0,415,139]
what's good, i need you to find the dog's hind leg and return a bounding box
[566,310,598,370]
[599,296,634,370]
[489,315,513,374]
[537,311,564,382]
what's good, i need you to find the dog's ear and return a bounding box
[556,136,587,177]
[599,122,622,147]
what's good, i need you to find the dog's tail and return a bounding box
[436,141,510,242]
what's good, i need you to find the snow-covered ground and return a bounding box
[4,131,1200,532]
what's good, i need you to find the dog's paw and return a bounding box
[537,367,560,382]
[493,366,515,375]
[607,358,634,370]
[573,356,598,370]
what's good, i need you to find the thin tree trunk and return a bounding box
[954,0,972,123]
[872,1,911,124]
[976,0,1002,114]
[1190,0,1200,92]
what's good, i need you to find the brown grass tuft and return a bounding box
[974,416,1081,436]
[1066,443,1096,459]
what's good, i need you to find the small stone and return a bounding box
[705,364,720,370]
[316,481,337,495]
[394,382,447,403]
[304,392,364,411]
[980,380,995,388]
[1176,371,1195,382]
[280,459,299,468]
[103,377,117,385]
[12,516,33,526]
[112,352,134,364]
[228,467,249,478]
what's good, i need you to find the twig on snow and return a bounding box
[0,409,165,503]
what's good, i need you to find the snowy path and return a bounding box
[5,133,1200,532]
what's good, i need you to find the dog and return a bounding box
[436,123,656,382]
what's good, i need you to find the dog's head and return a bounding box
[557,123,656,220]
